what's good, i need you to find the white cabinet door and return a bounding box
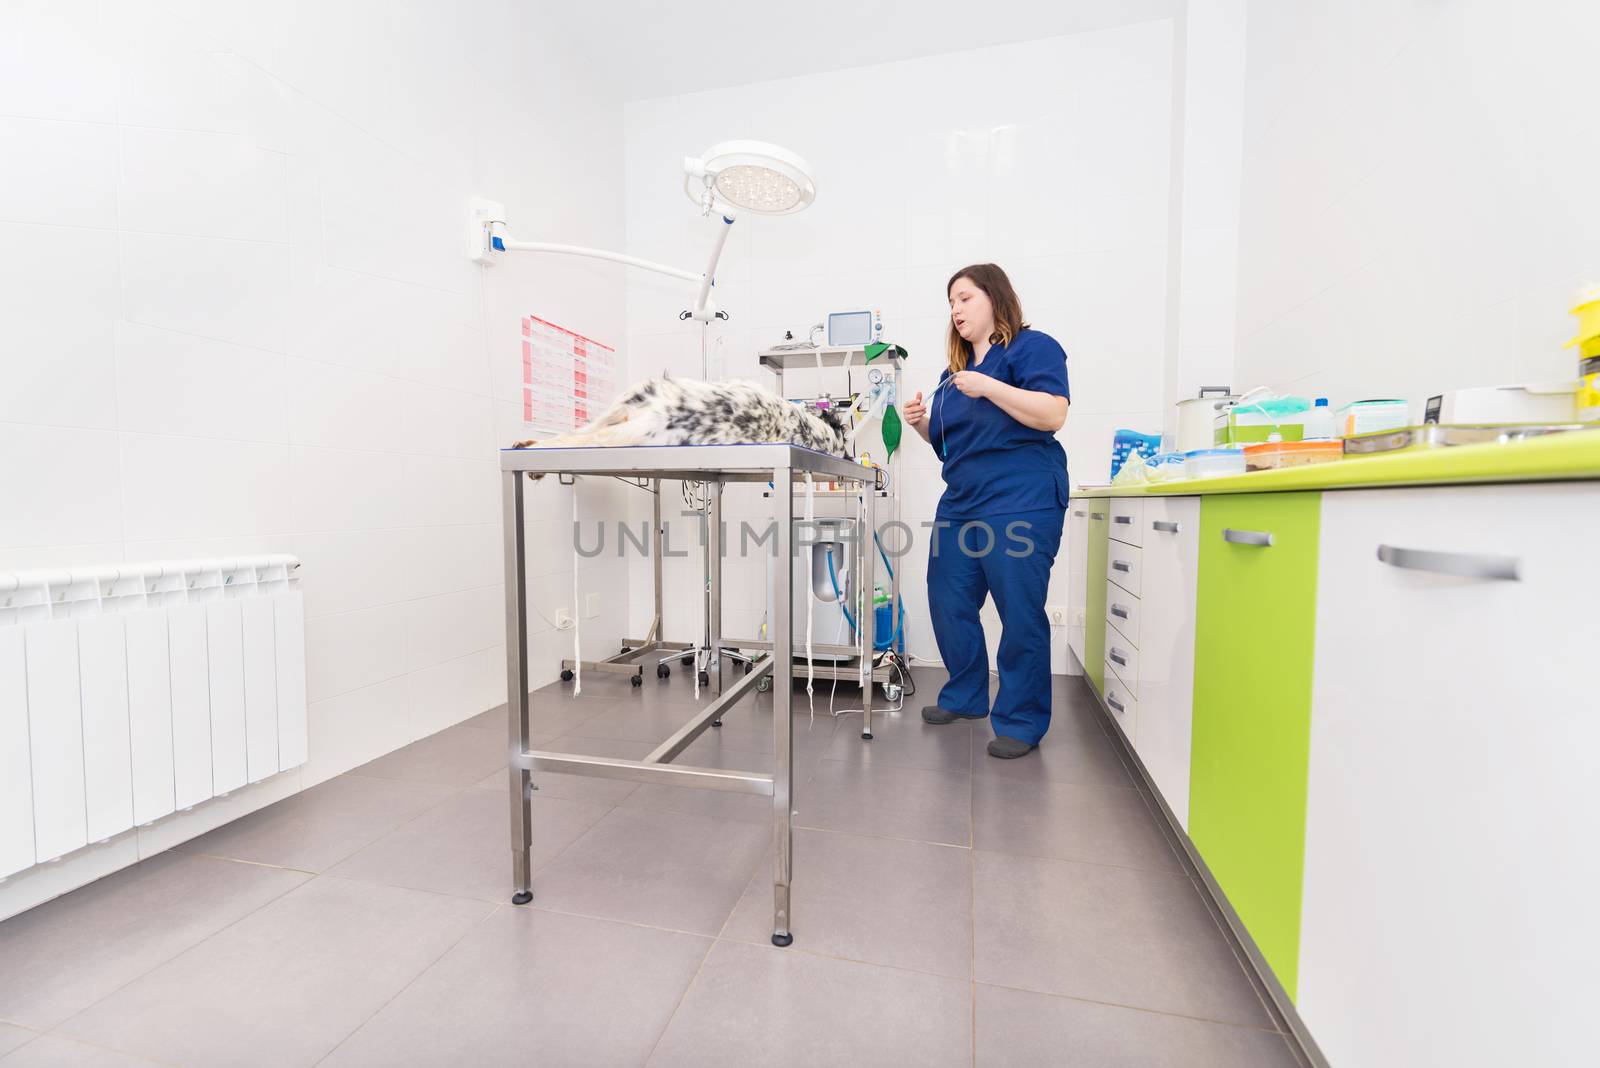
[1130,496,1200,830]
[1065,502,1091,669]
[1299,484,1598,1068]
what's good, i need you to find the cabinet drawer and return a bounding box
[1105,634,1140,694]
[1106,542,1142,597]
[1103,669,1138,739]
[1106,589,1141,648]
[1110,498,1144,547]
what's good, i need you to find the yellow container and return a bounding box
[1567,292,1600,350]
[1580,356,1600,424]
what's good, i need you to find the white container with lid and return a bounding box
[1183,448,1247,480]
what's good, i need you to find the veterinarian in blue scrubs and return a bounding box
[902,264,1070,759]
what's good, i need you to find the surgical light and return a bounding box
[683,141,817,216]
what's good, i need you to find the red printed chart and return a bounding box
[521,316,617,433]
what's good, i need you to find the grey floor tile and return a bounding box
[0,853,308,1030]
[175,774,458,872]
[473,692,617,737]
[620,781,773,824]
[722,830,973,979]
[820,710,973,774]
[975,983,1298,1067]
[540,672,719,713]
[972,776,1182,873]
[526,807,767,935]
[973,851,1272,1028]
[351,722,508,787]
[472,766,641,806]
[0,1026,37,1059]
[543,734,655,761]
[0,1035,168,1067]
[559,701,708,745]
[328,787,610,902]
[647,940,971,1067]
[797,761,972,847]
[970,723,1133,788]
[57,877,493,1068]
[322,908,709,1068]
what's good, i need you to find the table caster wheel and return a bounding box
[511,890,532,905]
[657,664,671,679]
[884,683,902,701]
[743,661,753,674]
[680,653,694,666]
[560,669,574,682]
[630,674,643,687]
[698,670,710,686]
[756,676,771,693]
[620,644,631,654]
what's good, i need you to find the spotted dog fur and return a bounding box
[512,375,849,475]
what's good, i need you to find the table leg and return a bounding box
[771,463,794,946]
[709,481,723,708]
[503,470,533,904]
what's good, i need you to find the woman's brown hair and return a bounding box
[946,263,1028,373]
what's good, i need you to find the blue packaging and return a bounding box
[1110,429,1162,479]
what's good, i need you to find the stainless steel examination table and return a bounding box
[499,443,879,946]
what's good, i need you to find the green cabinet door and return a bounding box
[1083,502,1110,694]
[1189,491,1321,999]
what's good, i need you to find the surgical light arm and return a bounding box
[471,199,734,323]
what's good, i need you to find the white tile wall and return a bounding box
[622,23,1177,666]
[1234,0,1600,414]
[0,0,625,916]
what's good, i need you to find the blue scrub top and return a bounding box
[928,328,1071,520]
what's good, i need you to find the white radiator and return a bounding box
[0,555,307,881]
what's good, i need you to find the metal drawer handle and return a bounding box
[1107,695,1125,713]
[1152,520,1180,534]
[1376,544,1521,582]
[1073,509,1087,517]
[1112,560,1132,573]
[1110,604,1130,620]
[1109,649,1127,667]
[1223,528,1274,547]
[1113,515,1133,525]
[1090,512,1107,521]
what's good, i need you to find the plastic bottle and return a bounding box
[1304,398,1335,440]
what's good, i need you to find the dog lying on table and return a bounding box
[511,375,850,476]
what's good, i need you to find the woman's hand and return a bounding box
[903,390,931,442]
[951,370,994,399]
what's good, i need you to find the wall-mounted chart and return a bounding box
[521,315,616,434]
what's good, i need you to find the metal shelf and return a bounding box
[757,345,906,372]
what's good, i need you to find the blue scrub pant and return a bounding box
[927,508,1065,745]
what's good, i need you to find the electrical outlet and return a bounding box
[1046,604,1068,626]
[554,607,573,630]
[585,592,601,620]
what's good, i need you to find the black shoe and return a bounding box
[921,705,983,725]
[987,736,1037,759]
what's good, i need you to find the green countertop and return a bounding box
[1076,427,1600,497]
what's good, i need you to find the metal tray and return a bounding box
[1343,423,1588,455]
